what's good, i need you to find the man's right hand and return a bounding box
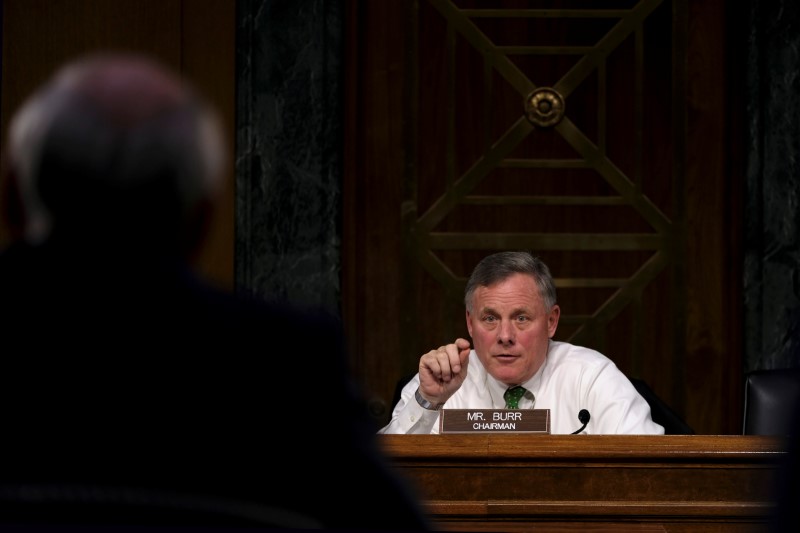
[417,338,471,407]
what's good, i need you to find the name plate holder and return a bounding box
[439,409,550,434]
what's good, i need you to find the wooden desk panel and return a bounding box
[379,435,788,532]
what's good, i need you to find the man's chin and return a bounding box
[489,361,525,383]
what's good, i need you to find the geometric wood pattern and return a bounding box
[403,0,680,402]
[345,0,741,435]
[406,0,675,357]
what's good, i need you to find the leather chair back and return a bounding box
[743,368,800,435]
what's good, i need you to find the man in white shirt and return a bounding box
[379,251,664,435]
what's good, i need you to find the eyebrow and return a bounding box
[481,307,530,316]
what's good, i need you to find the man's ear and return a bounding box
[465,309,474,338]
[547,304,561,339]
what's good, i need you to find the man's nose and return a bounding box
[496,320,515,345]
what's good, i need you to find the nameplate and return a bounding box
[439,409,550,434]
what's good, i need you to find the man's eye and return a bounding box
[516,315,529,322]
[484,316,496,323]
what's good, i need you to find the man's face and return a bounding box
[466,273,560,386]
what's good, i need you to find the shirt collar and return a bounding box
[485,373,509,409]
[482,350,549,409]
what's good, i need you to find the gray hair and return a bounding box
[4,53,225,248]
[464,251,557,312]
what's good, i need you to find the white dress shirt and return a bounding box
[378,340,665,435]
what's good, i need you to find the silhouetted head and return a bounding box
[2,53,226,257]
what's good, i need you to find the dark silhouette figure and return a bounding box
[770,387,800,532]
[0,53,428,531]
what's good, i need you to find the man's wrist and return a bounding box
[415,387,443,410]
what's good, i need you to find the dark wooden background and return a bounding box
[1,1,752,435]
[343,0,743,435]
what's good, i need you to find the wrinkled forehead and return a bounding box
[471,273,546,311]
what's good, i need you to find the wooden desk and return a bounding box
[379,435,788,532]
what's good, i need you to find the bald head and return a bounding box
[2,53,225,254]
[57,55,192,127]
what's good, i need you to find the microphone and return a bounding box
[570,409,591,434]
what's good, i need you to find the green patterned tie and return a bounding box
[504,386,526,409]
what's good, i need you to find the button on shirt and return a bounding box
[378,340,665,435]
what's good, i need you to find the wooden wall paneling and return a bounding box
[344,0,740,435]
[683,0,742,434]
[343,0,412,421]
[180,1,236,289]
[406,0,686,426]
[1,0,182,144]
